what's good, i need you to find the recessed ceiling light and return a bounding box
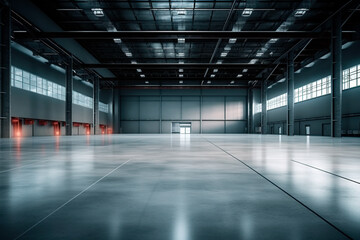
[179,74,183,77]
[237,74,243,78]
[221,52,228,57]
[179,61,184,64]
[249,59,257,64]
[269,38,278,43]
[224,46,231,51]
[243,68,248,73]
[178,52,185,57]
[145,80,149,84]
[207,80,211,84]
[179,69,184,72]
[256,52,264,57]
[140,74,145,78]
[136,69,142,72]
[213,69,218,73]
[242,8,253,17]
[210,74,215,78]
[125,52,132,57]
[113,38,122,44]
[91,8,104,17]
[216,60,223,64]
[229,38,237,44]
[177,10,186,15]
[179,80,183,84]
[131,60,137,64]
[230,80,235,84]
[178,38,185,43]
[294,8,308,17]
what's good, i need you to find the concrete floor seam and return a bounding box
[202,138,353,240]
[291,159,360,185]
[0,160,43,174]
[13,159,132,240]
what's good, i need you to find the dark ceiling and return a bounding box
[11,0,360,89]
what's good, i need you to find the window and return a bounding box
[343,64,360,90]
[267,93,287,110]
[255,103,262,113]
[72,91,93,109]
[99,102,109,113]
[294,76,331,103]
[11,66,93,109]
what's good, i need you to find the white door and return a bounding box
[306,126,310,135]
[185,127,191,134]
[180,127,186,134]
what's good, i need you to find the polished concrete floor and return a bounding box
[0,134,359,240]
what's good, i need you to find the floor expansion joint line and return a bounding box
[203,138,353,240]
[0,160,43,174]
[13,159,132,240]
[291,159,360,185]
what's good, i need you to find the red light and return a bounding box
[56,131,60,136]
[102,131,104,134]
[16,131,21,137]
[86,131,90,135]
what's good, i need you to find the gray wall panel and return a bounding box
[11,88,65,121]
[118,90,247,134]
[140,101,160,120]
[202,97,225,120]
[225,121,246,133]
[161,121,172,133]
[73,105,93,123]
[140,121,160,133]
[121,121,139,133]
[202,121,225,133]
[121,97,139,120]
[182,101,200,120]
[162,101,181,120]
[226,96,246,120]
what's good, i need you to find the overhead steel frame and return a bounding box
[0,1,11,138]
[13,31,336,40]
[287,51,294,136]
[81,63,279,69]
[331,13,342,138]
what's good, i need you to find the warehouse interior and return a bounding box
[0,0,360,239]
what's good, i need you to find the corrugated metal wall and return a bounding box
[118,89,247,134]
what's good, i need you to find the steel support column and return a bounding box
[247,88,253,133]
[331,13,342,138]
[93,76,99,135]
[65,57,73,136]
[287,51,295,136]
[261,81,267,134]
[0,2,11,138]
[112,89,121,133]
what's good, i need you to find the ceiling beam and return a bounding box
[103,86,251,90]
[13,31,345,40]
[81,63,281,69]
[101,77,259,82]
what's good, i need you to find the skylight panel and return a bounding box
[294,8,308,17]
[242,8,253,17]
